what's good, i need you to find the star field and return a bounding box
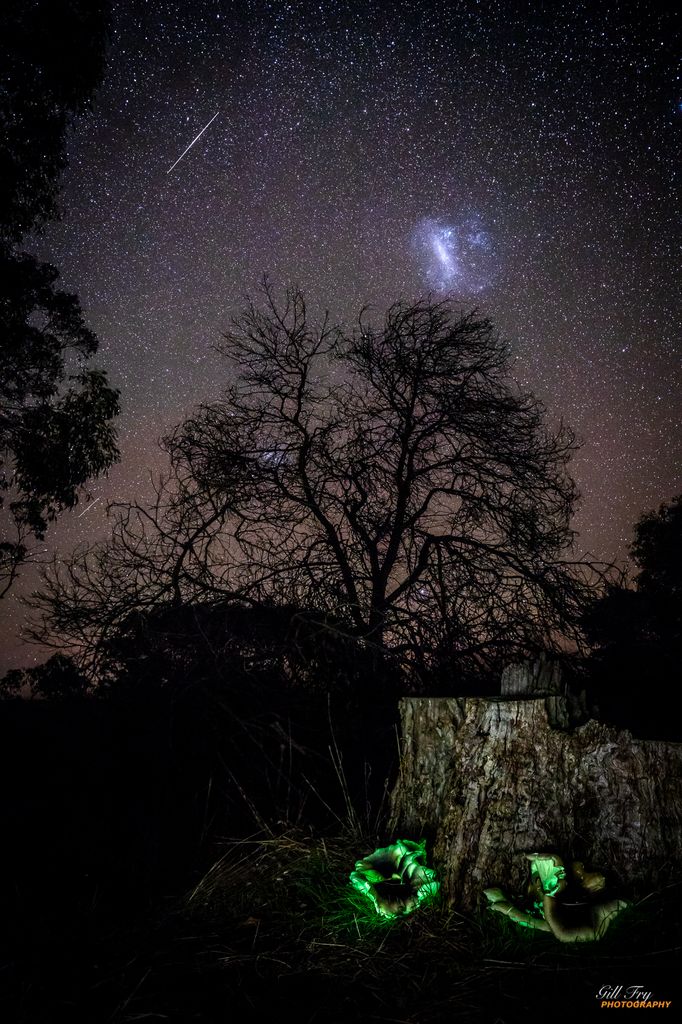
[2,0,681,670]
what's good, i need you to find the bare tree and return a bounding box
[31,284,607,682]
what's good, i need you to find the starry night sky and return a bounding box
[2,0,681,671]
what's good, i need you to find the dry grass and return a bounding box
[183,829,481,1021]
[3,826,679,1022]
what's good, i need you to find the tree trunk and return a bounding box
[389,685,682,911]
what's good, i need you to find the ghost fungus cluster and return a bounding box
[350,839,440,919]
[484,852,629,942]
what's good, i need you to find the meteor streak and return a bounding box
[77,496,101,518]
[167,112,219,173]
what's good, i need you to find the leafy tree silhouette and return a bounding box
[0,652,89,700]
[0,1,119,597]
[584,494,682,737]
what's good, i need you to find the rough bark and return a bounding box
[389,694,682,911]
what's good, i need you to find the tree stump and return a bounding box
[389,688,682,911]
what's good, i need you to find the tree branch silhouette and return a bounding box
[31,282,612,683]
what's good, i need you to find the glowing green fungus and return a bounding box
[484,852,630,942]
[529,852,566,899]
[349,838,440,918]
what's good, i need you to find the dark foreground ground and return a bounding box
[1,699,680,1022]
[2,829,681,1023]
